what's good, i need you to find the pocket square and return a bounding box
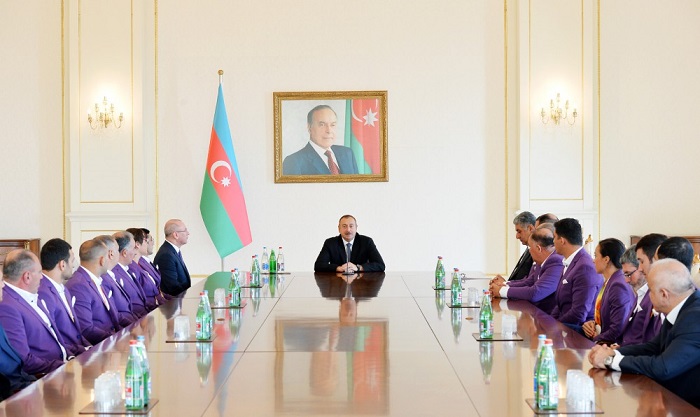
[562,279,569,284]
[72,296,76,307]
[108,290,113,298]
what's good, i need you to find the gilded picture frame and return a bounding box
[273,90,388,183]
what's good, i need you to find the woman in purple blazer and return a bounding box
[582,238,636,344]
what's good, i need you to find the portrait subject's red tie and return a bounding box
[325,150,340,175]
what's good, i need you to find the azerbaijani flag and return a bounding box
[200,83,252,258]
[344,99,381,174]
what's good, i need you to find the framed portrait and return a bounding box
[274,90,388,183]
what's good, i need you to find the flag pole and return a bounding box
[218,69,224,273]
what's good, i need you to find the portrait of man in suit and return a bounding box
[282,104,359,176]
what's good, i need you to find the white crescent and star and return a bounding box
[209,160,232,187]
[351,99,379,127]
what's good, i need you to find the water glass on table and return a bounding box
[174,315,190,340]
[214,288,226,307]
[94,371,122,410]
[501,314,517,337]
[566,369,595,411]
[466,287,480,307]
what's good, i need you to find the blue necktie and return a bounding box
[346,243,352,263]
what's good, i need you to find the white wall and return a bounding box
[5,1,699,277]
[0,0,63,242]
[156,1,508,275]
[600,1,700,241]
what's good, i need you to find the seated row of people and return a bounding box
[490,211,700,408]
[0,219,191,399]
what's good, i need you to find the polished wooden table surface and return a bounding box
[0,271,697,416]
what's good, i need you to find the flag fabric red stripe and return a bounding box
[351,99,381,174]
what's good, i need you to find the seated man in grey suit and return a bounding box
[589,259,700,408]
[490,211,536,284]
[283,105,359,175]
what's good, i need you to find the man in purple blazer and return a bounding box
[619,233,667,346]
[66,239,121,345]
[550,218,603,329]
[0,277,36,399]
[127,228,166,309]
[94,235,138,327]
[0,250,68,375]
[110,231,148,318]
[38,239,91,357]
[490,226,564,315]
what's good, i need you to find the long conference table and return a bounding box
[0,271,697,416]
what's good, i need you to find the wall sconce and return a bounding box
[541,93,577,125]
[87,97,123,130]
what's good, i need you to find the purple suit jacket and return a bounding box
[131,260,163,310]
[65,266,121,345]
[38,277,91,357]
[101,270,138,327]
[620,289,663,346]
[111,264,148,318]
[506,252,564,315]
[138,256,171,302]
[593,269,636,344]
[0,286,65,374]
[552,248,604,325]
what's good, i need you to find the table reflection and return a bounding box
[274,273,389,414]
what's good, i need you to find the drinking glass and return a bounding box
[214,288,226,307]
[174,315,190,340]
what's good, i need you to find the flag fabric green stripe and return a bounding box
[344,100,372,174]
[200,174,244,257]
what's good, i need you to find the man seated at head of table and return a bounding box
[490,211,536,283]
[589,258,700,408]
[38,238,92,357]
[0,250,70,375]
[489,225,564,315]
[314,214,385,273]
[94,234,138,327]
[0,271,36,400]
[618,233,667,347]
[550,218,604,331]
[65,239,121,345]
[581,238,636,345]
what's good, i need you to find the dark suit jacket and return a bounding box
[65,266,121,345]
[154,241,191,296]
[506,252,564,315]
[38,277,91,357]
[314,234,385,272]
[620,289,662,347]
[593,269,636,345]
[618,290,700,408]
[507,249,533,281]
[282,143,359,175]
[0,325,35,399]
[551,248,604,325]
[0,286,66,374]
